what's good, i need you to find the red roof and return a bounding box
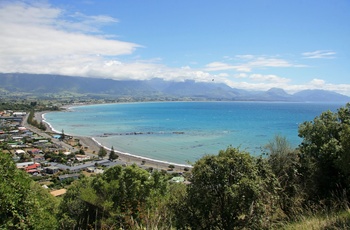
[25,163,40,171]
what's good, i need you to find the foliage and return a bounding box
[98,146,107,158]
[58,164,172,229]
[265,135,304,217]
[281,208,350,230]
[59,129,65,141]
[177,147,280,229]
[27,109,47,131]
[298,103,350,202]
[44,151,75,164]
[0,100,60,111]
[0,152,58,229]
[108,146,118,160]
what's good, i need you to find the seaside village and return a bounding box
[0,110,188,197]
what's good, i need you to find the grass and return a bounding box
[281,209,350,230]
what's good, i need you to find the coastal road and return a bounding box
[22,113,80,153]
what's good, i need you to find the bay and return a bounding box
[44,101,345,164]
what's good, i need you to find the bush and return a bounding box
[174,147,279,229]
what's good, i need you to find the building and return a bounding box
[16,161,35,169]
[58,173,80,181]
[75,154,90,161]
[45,166,59,174]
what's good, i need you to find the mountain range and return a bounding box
[0,73,349,102]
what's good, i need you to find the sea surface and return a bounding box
[44,101,345,164]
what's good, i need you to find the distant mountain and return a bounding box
[0,73,349,103]
[293,89,350,102]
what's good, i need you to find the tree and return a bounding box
[264,135,303,217]
[298,103,350,202]
[98,146,107,159]
[179,147,279,229]
[0,152,58,229]
[108,146,118,161]
[59,164,171,229]
[59,129,65,141]
[57,177,93,229]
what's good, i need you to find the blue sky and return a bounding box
[1,0,350,95]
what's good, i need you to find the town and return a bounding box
[0,107,189,197]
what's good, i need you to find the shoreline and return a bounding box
[38,110,192,171]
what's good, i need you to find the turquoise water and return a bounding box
[44,102,345,164]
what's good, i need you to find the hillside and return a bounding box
[0,73,349,102]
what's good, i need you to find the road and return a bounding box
[21,113,80,153]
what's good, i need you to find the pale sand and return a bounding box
[37,111,191,172]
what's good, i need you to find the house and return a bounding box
[94,168,104,174]
[87,167,95,173]
[12,112,26,117]
[33,155,45,162]
[28,149,43,155]
[15,149,26,156]
[45,166,59,174]
[75,154,90,161]
[53,134,62,139]
[25,163,41,174]
[18,126,27,131]
[58,173,80,181]
[86,167,103,174]
[25,162,40,171]
[16,161,35,169]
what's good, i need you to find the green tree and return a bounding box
[59,164,171,229]
[108,146,118,161]
[98,146,107,158]
[298,103,350,202]
[59,129,65,141]
[0,152,58,229]
[179,147,279,229]
[57,177,93,229]
[264,135,303,217]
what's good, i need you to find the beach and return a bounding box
[35,110,191,172]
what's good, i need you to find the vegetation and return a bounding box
[98,146,107,158]
[0,153,58,229]
[108,146,118,160]
[2,102,350,229]
[0,100,60,111]
[27,109,47,130]
[175,147,279,229]
[298,104,350,203]
[57,165,173,229]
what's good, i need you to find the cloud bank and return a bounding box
[0,1,349,95]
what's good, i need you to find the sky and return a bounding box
[0,0,350,95]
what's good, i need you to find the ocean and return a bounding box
[44,101,345,164]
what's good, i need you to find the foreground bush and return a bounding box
[173,147,280,229]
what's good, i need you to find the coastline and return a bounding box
[38,110,192,172]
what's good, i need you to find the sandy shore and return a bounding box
[38,110,192,172]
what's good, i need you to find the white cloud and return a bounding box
[249,74,291,84]
[310,78,326,86]
[224,77,350,96]
[233,73,248,78]
[0,2,349,96]
[248,57,294,68]
[302,50,336,59]
[205,56,304,73]
[204,62,243,71]
[0,1,140,75]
